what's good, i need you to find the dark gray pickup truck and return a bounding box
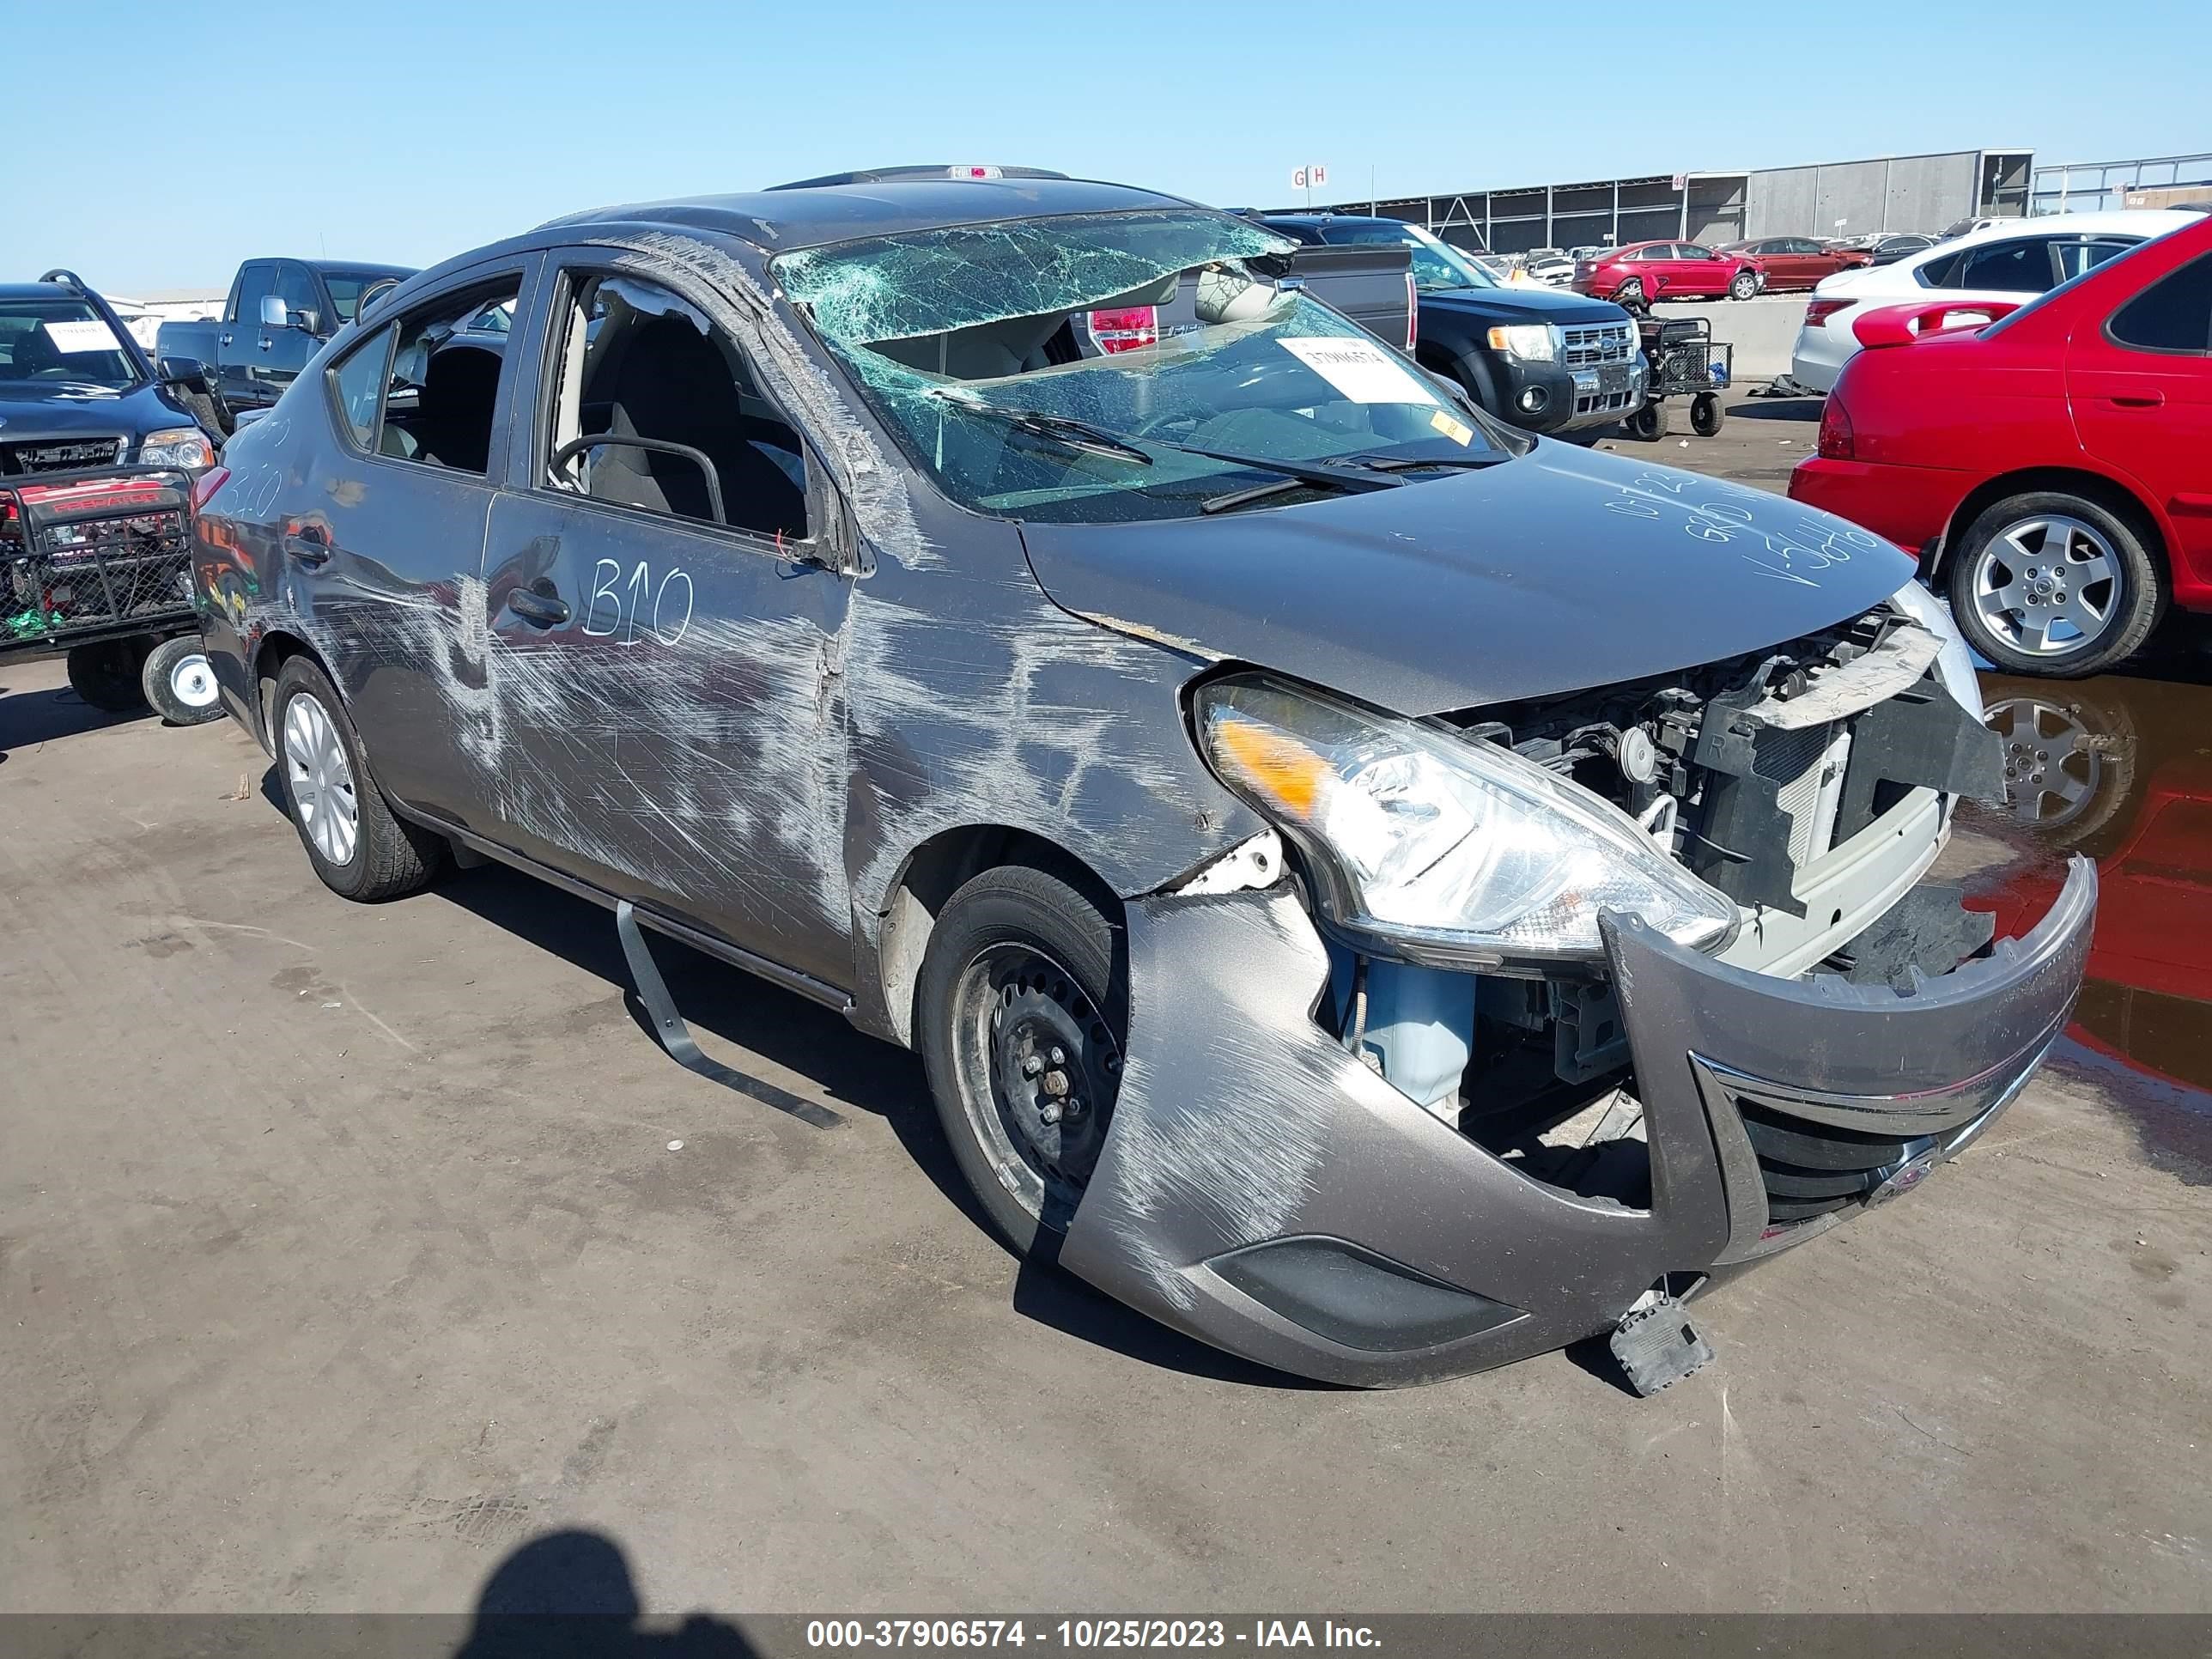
[156,258,412,430]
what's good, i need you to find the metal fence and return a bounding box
[1279,149,2034,253]
[2031,153,2212,216]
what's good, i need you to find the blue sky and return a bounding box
[15,0,2207,293]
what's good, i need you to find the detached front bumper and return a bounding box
[1060,860,2096,1387]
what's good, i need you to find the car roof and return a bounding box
[0,281,96,301]
[540,174,1206,252]
[1938,210,2184,247]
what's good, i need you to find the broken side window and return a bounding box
[544,271,811,543]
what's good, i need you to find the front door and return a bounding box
[222,262,276,410]
[2073,247,2212,580]
[1679,245,1731,297]
[477,258,857,987]
[255,261,326,405]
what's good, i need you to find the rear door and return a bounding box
[477,253,857,986]
[2073,248,2212,580]
[222,262,276,409]
[292,257,540,823]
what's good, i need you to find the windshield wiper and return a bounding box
[1199,467,1404,515]
[929,397,1154,466]
[1342,452,1508,473]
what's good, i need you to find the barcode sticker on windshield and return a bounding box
[43,319,121,355]
[1277,336,1438,406]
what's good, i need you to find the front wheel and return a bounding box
[66,637,151,713]
[1729,271,1760,300]
[1626,400,1669,441]
[916,865,1126,1254]
[1945,492,2164,678]
[1690,393,1724,437]
[142,635,225,725]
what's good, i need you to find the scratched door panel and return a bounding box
[480,490,857,988]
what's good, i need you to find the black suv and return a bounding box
[0,270,222,477]
[1265,216,1645,438]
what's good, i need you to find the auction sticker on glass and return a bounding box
[1278,336,1439,405]
[43,319,122,354]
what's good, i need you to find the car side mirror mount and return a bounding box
[291,308,321,335]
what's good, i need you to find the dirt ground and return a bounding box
[3,405,2208,1614]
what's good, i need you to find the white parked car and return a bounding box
[1787,210,2184,392]
[1522,251,1575,286]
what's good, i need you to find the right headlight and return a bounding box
[1194,675,1739,969]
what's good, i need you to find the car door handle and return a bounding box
[2109,392,2164,408]
[283,527,331,567]
[507,586,570,628]
[258,337,274,352]
[218,331,234,347]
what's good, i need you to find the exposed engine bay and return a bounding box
[1308,599,2005,1214]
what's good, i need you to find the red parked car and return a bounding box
[1718,236,1872,292]
[1571,240,1764,305]
[1790,211,2212,678]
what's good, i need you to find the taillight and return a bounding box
[1805,298,1851,329]
[1405,272,1418,350]
[1085,307,1158,354]
[191,465,230,513]
[1817,395,1854,460]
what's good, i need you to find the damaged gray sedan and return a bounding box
[192,169,2094,1389]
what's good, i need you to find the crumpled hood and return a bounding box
[1020,441,1916,715]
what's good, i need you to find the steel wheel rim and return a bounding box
[170,652,220,709]
[949,942,1121,1228]
[283,691,359,866]
[1984,696,2103,831]
[1969,514,2121,657]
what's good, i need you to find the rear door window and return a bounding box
[2055,239,2141,282]
[1956,238,2058,294]
[2108,253,2212,353]
[374,281,521,473]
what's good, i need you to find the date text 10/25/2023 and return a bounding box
[805,1620,1381,1650]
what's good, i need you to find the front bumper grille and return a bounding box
[1,436,127,476]
[1561,321,1634,368]
[3,471,193,640]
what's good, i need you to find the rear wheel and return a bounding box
[1690,392,1724,436]
[1945,491,2163,678]
[916,865,1126,1254]
[65,636,151,713]
[1729,270,1760,300]
[1626,400,1669,441]
[272,656,442,901]
[141,635,224,725]
[1617,277,1646,307]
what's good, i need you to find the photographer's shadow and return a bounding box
[454,1529,760,1659]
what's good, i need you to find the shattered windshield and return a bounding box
[775,211,1513,525]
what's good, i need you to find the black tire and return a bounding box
[65,637,151,713]
[915,864,1126,1255]
[1729,270,1760,301]
[1617,277,1646,307]
[270,656,442,902]
[141,635,225,725]
[1944,490,2164,679]
[1626,400,1669,441]
[173,386,233,441]
[1690,392,1724,437]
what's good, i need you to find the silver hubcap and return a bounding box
[170,652,220,708]
[283,691,359,866]
[1985,697,2102,830]
[1970,514,2120,657]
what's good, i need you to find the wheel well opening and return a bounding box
[252,631,320,746]
[876,826,1120,1048]
[1936,468,2166,582]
